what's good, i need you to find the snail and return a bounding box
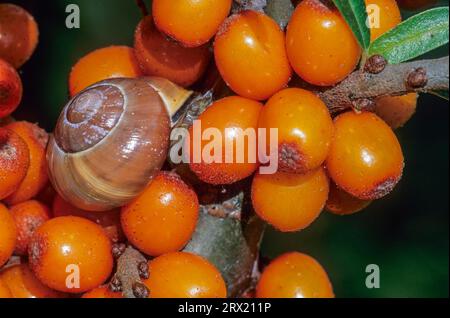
[47,77,193,211]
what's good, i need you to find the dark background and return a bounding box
[6,0,449,297]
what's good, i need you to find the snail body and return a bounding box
[47,77,192,211]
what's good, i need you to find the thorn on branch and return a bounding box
[364,55,387,74]
[135,0,149,17]
[407,67,428,89]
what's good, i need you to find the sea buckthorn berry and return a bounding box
[326,111,404,200]
[0,128,30,200]
[251,168,329,232]
[0,277,12,298]
[0,203,17,267]
[214,10,292,100]
[326,182,371,216]
[188,96,263,185]
[4,121,49,205]
[152,0,232,47]
[397,0,437,10]
[0,59,22,119]
[69,46,142,97]
[286,0,361,86]
[82,285,122,298]
[134,16,211,87]
[52,194,124,243]
[28,216,113,293]
[121,172,199,256]
[374,93,418,129]
[0,4,39,68]
[256,252,334,298]
[258,88,334,174]
[143,252,227,298]
[0,263,67,298]
[365,0,401,41]
[10,200,51,256]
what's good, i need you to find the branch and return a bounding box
[316,56,449,113]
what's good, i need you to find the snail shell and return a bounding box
[47,77,192,211]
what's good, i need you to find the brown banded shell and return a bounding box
[47,77,190,211]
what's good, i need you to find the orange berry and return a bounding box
[69,46,142,97]
[326,182,371,215]
[153,0,232,47]
[214,10,292,100]
[9,200,51,256]
[82,285,122,298]
[258,88,334,174]
[188,96,263,185]
[397,0,437,10]
[0,128,30,200]
[121,172,199,256]
[0,58,22,119]
[374,93,418,129]
[256,252,334,298]
[52,194,124,243]
[0,203,17,267]
[365,0,401,41]
[0,263,67,298]
[143,252,227,298]
[4,121,49,205]
[286,0,361,86]
[251,168,329,232]
[28,216,113,293]
[0,277,12,298]
[0,4,39,68]
[326,111,404,200]
[134,16,211,87]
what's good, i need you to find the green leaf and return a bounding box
[332,0,371,49]
[430,90,449,101]
[368,7,449,64]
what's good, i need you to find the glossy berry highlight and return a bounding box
[121,172,199,256]
[256,252,334,298]
[326,111,404,200]
[214,10,292,100]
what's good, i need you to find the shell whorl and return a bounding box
[47,78,171,211]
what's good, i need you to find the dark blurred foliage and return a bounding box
[6,0,449,297]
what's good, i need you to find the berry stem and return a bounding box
[314,56,449,113]
[135,0,149,17]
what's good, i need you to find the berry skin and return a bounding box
[256,252,334,298]
[397,0,437,10]
[0,58,22,118]
[121,172,199,256]
[69,46,142,97]
[0,263,67,298]
[326,182,371,216]
[286,0,361,86]
[0,277,12,298]
[365,0,402,41]
[143,252,227,298]
[374,93,418,129]
[188,96,263,185]
[0,128,30,200]
[82,285,122,298]
[0,203,17,267]
[214,10,292,100]
[0,4,39,68]
[4,121,49,205]
[134,16,211,87]
[326,111,404,200]
[153,0,232,47]
[251,167,329,232]
[258,88,334,174]
[52,194,124,243]
[9,200,51,256]
[28,216,113,293]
